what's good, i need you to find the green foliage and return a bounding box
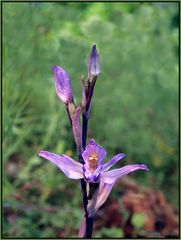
[132,213,146,229]
[95,227,124,238]
[3,2,178,238]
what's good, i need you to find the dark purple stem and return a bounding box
[66,107,90,236]
[81,77,97,238]
[82,113,88,149]
[66,107,72,127]
[82,113,94,238]
[86,216,94,238]
[85,77,97,113]
[67,76,97,237]
[78,154,89,220]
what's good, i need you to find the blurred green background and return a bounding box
[2,2,179,238]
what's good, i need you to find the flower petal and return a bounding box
[102,164,149,184]
[102,153,126,171]
[82,139,106,166]
[83,164,102,183]
[88,164,149,214]
[87,180,114,215]
[39,150,83,179]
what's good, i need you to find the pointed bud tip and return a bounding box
[92,44,96,50]
[38,150,45,157]
[140,164,149,171]
[87,44,100,79]
[89,139,96,145]
[121,153,126,158]
[91,44,98,55]
[52,66,59,72]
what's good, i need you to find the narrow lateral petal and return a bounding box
[87,180,114,215]
[103,164,149,184]
[88,164,149,214]
[39,150,83,179]
[102,153,126,171]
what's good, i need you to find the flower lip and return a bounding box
[82,139,106,166]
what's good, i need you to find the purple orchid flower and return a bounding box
[39,139,148,213]
[53,66,74,105]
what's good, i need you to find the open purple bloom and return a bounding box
[53,66,74,105]
[39,139,148,213]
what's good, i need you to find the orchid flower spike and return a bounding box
[53,66,74,105]
[39,139,148,213]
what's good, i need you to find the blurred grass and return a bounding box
[2,2,179,238]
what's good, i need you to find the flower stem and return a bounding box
[82,113,88,149]
[86,216,94,238]
[82,113,95,238]
[85,77,97,114]
[80,76,98,238]
[78,154,89,219]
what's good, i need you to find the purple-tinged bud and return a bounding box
[53,66,74,105]
[87,44,100,81]
[71,106,83,154]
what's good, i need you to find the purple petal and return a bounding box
[39,150,83,179]
[102,153,126,171]
[87,180,114,214]
[71,106,82,153]
[53,66,74,104]
[88,164,149,214]
[83,164,102,183]
[82,139,106,166]
[102,164,149,184]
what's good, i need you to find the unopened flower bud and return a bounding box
[87,44,100,81]
[53,66,74,105]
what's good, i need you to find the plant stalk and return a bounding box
[82,112,94,238]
